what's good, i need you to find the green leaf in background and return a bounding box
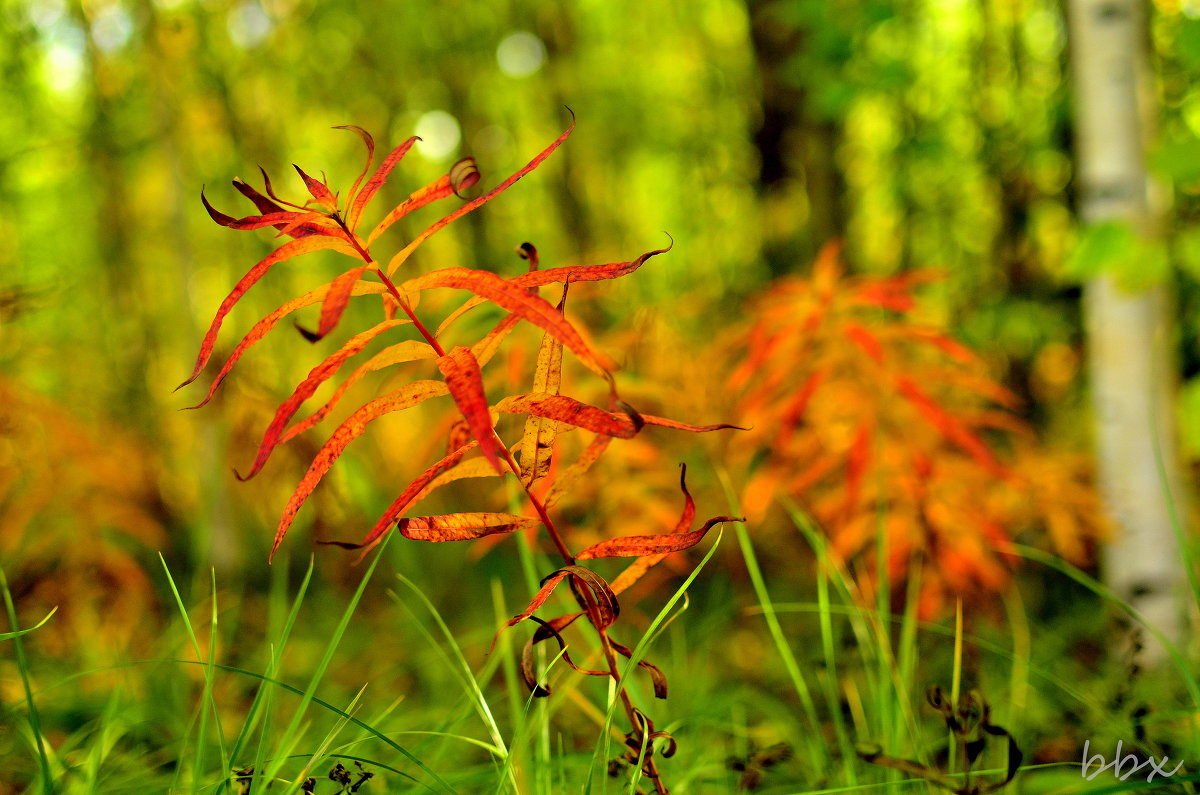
[1150,138,1200,183]
[1178,376,1200,460]
[1175,226,1200,282]
[1176,18,1200,70]
[1064,220,1170,291]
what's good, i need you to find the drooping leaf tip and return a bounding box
[617,401,645,432]
[293,320,322,343]
[316,538,365,550]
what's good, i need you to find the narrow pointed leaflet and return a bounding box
[349,135,424,232]
[281,339,437,443]
[332,124,375,215]
[438,347,505,474]
[518,283,567,487]
[384,114,575,276]
[345,439,480,557]
[200,189,341,237]
[293,164,338,212]
[436,241,673,334]
[271,379,450,559]
[396,268,617,377]
[495,394,640,439]
[582,466,741,589]
[239,319,408,481]
[230,178,326,238]
[178,235,352,389]
[397,513,538,542]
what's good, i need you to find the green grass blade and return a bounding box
[230,555,315,792]
[0,564,55,793]
[172,658,447,793]
[729,518,825,769]
[0,606,57,641]
[585,528,725,793]
[262,535,435,790]
[1009,543,1200,708]
[393,573,510,761]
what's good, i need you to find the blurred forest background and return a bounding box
[3,0,1200,791]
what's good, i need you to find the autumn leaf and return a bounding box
[200,189,342,237]
[544,432,615,511]
[271,379,450,559]
[281,338,437,443]
[178,235,354,389]
[384,115,575,276]
[343,439,480,557]
[502,565,620,637]
[409,455,507,506]
[230,177,327,238]
[580,465,741,588]
[293,164,339,212]
[397,267,618,377]
[519,616,609,697]
[238,319,408,481]
[639,415,746,433]
[397,512,537,542]
[438,346,505,475]
[609,637,669,699]
[517,284,567,487]
[895,376,1005,477]
[494,394,640,439]
[437,241,673,335]
[181,276,391,408]
[469,313,523,367]
[332,124,377,218]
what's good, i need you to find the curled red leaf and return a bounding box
[333,124,375,214]
[610,637,669,699]
[384,114,576,275]
[519,616,609,698]
[581,516,740,562]
[449,157,481,198]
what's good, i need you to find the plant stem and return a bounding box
[336,219,448,357]
[340,216,665,792]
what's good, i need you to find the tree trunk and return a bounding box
[1067,0,1189,662]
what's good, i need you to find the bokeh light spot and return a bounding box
[414,110,462,161]
[497,31,546,77]
[92,5,133,53]
[227,2,272,49]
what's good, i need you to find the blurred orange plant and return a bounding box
[731,244,1107,616]
[0,378,165,655]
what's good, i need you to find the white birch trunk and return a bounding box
[1067,0,1188,662]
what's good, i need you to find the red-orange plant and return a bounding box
[732,243,1106,617]
[180,117,740,792]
